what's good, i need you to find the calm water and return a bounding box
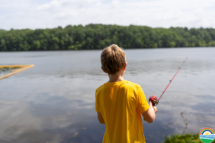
[0,48,215,143]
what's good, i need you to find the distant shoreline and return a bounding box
[0,46,214,52]
[1,24,215,51]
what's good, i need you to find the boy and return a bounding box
[95,44,157,143]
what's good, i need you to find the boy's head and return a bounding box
[101,44,126,74]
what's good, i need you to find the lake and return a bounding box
[0,48,215,143]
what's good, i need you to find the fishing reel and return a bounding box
[149,95,159,106]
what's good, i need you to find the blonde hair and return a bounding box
[101,44,126,74]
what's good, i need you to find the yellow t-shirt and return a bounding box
[95,80,150,143]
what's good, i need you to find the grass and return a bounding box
[163,134,215,143]
[0,68,12,74]
[0,67,10,71]
[0,67,20,71]
[0,65,34,80]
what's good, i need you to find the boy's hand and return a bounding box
[149,101,157,114]
[153,106,157,114]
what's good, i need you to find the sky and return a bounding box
[1,0,215,30]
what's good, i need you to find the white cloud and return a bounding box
[0,0,215,29]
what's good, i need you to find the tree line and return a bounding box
[0,24,215,51]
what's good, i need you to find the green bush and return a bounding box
[163,134,215,143]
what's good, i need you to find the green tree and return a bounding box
[0,39,7,51]
[0,24,215,51]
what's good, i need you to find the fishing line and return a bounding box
[149,57,188,106]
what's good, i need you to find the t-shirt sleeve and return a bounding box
[136,85,150,113]
[95,89,101,112]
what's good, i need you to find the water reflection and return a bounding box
[0,48,215,143]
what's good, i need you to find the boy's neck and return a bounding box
[108,70,125,82]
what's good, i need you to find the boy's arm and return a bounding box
[142,101,157,123]
[97,112,105,124]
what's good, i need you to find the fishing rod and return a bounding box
[149,57,188,106]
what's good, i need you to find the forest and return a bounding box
[0,24,215,51]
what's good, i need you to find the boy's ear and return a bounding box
[101,67,107,73]
[123,62,127,70]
